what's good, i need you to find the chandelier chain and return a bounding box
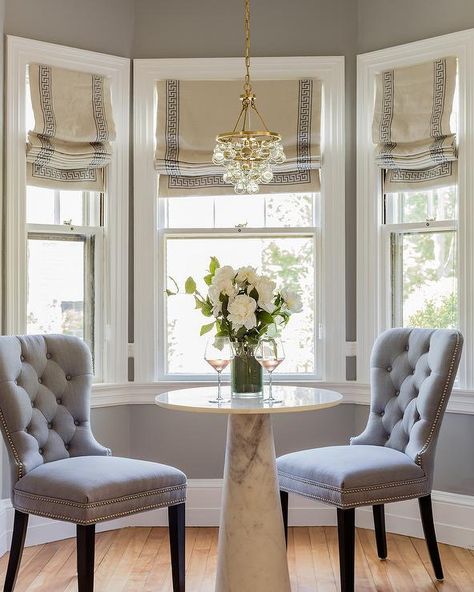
[244,0,251,94]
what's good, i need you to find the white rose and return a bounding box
[236,266,259,286]
[213,265,236,286]
[227,294,257,330]
[210,266,237,301]
[251,277,276,313]
[281,289,303,313]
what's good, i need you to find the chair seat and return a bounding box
[277,445,429,509]
[13,456,186,525]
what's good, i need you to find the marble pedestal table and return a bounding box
[156,386,342,592]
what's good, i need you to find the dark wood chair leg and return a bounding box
[77,524,95,592]
[418,495,444,580]
[372,504,387,559]
[3,510,29,592]
[280,490,289,548]
[337,508,355,592]
[169,503,185,592]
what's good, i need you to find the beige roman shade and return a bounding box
[155,79,321,197]
[27,64,116,191]
[372,57,457,192]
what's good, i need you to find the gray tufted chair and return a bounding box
[0,335,186,592]
[277,328,463,592]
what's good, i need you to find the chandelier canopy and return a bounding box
[212,0,286,195]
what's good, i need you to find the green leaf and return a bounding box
[194,296,205,310]
[185,276,197,294]
[204,273,213,286]
[258,311,275,325]
[201,302,213,317]
[200,322,215,336]
[165,276,179,296]
[209,256,220,274]
[249,288,259,301]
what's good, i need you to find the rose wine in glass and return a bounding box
[205,337,233,404]
[255,338,285,404]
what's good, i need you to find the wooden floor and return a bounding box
[0,527,473,591]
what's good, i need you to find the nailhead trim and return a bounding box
[0,405,24,479]
[14,497,187,526]
[415,332,461,468]
[277,469,427,494]
[15,483,187,509]
[280,484,431,509]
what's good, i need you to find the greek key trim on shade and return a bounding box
[155,79,322,197]
[26,64,116,191]
[372,57,458,192]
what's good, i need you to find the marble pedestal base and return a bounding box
[215,414,291,592]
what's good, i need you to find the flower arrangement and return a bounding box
[175,257,303,345]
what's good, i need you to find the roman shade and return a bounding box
[372,57,457,192]
[155,79,321,197]
[27,64,116,191]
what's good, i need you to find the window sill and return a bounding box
[91,381,474,414]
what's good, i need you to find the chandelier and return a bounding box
[212,0,286,195]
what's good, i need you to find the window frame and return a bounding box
[6,36,130,383]
[134,56,346,383]
[357,29,474,388]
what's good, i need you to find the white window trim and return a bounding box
[357,28,474,388]
[133,56,346,383]
[5,36,130,383]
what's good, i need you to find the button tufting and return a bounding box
[46,353,52,359]
[387,366,392,372]
[74,420,80,426]
[38,448,44,455]
[380,411,385,416]
[57,398,62,405]
[47,423,52,429]
[65,444,70,451]
[14,380,17,385]
[38,377,42,384]
[66,375,71,381]
[31,400,34,407]
[395,391,400,396]
[405,345,409,351]
[20,355,25,362]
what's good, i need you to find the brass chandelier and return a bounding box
[212,0,286,195]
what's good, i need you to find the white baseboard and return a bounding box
[0,481,472,557]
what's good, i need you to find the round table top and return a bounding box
[155,385,343,415]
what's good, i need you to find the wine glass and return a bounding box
[255,338,285,404]
[205,336,234,404]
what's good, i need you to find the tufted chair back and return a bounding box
[351,328,462,485]
[0,335,110,489]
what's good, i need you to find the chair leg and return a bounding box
[280,490,289,548]
[3,510,29,592]
[77,524,95,592]
[337,508,355,592]
[418,495,444,580]
[372,504,387,559]
[168,503,185,592]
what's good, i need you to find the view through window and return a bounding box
[160,193,319,376]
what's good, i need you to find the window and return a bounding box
[384,187,457,330]
[6,36,130,383]
[357,30,474,388]
[134,57,346,383]
[159,193,320,376]
[26,187,103,366]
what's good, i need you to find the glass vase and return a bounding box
[231,343,263,398]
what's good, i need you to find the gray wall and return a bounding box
[1,0,474,497]
[129,404,355,478]
[4,0,134,57]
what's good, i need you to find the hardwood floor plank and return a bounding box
[1,526,471,592]
[357,527,393,592]
[308,526,337,592]
[294,527,317,592]
[410,537,461,592]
